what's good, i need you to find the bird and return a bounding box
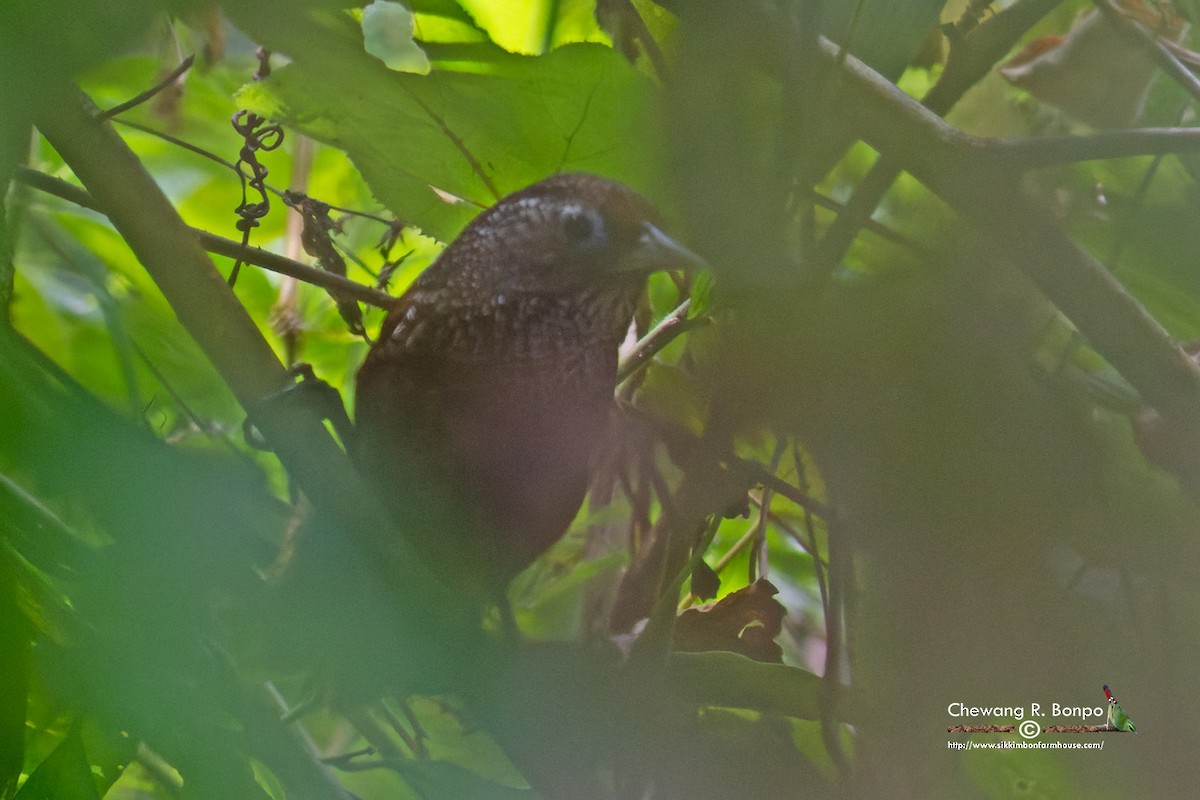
[1103,684,1138,734]
[353,173,702,599]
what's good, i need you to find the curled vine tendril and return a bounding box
[228,110,283,286]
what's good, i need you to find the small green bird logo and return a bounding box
[1103,685,1138,734]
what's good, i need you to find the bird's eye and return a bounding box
[559,207,606,249]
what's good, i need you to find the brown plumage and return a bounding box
[354,173,699,594]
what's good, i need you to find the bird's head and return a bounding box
[416,173,703,301]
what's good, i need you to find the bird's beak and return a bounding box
[626,222,707,274]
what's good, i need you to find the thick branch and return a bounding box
[819,36,1200,444]
[32,83,797,799]
[31,84,450,600]
[811,0,1063,273]
[973,128,1200,168]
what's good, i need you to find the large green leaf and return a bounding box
[0,551,29,798]
[13,727,99,800]
[0,328,287,800]
[819,0,947,80]
[231,2,656,241]
[454,0,608,54]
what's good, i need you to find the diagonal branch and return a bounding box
[811,0,1063,275]
[972,127,1200,168]
[818,35,1200,443]
[31,82,452,603]
[13,166,396,308]
[617,298,703,383]
[1094,0,1200,103]
[97,55,195,121]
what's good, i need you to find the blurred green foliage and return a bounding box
[5,0,1200,798]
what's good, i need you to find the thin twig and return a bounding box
[706,511,760,576]
[745,461,829,517]
[395,700,430,755]
[13,167,396,308]
[811,0,1062,276]
[676,490,763,610]
[805,448,849,780]
[319,748,378,771]
[976,127,1200,169]
[617,299,704,383]
[201,233,394,307]
[265,682,326,757]
[811,191,925,252]
[818,33,1200,447]
[134,744,184,797]
[114,117,253,177]
[98,55,195,121]
[116,116,401,227]
[788,441,831,616]
[344,708,407,762]
[1094,0,1200,104]
[378,702,428,760]
[748,438,786,581]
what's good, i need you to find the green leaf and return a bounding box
[818,0,947,80]
[363,1,432,74]
[455,0,608,54]
[394,758,535,800]
[14,726,99,800]
[389,697,529,795]
[231,2,655,241]
[0,552,30,799]
[633,363,708,435]
[0,327,286,800]
[666,651,833,722]
[965,742,1075,800]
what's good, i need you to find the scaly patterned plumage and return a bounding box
[354,173,699,594]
